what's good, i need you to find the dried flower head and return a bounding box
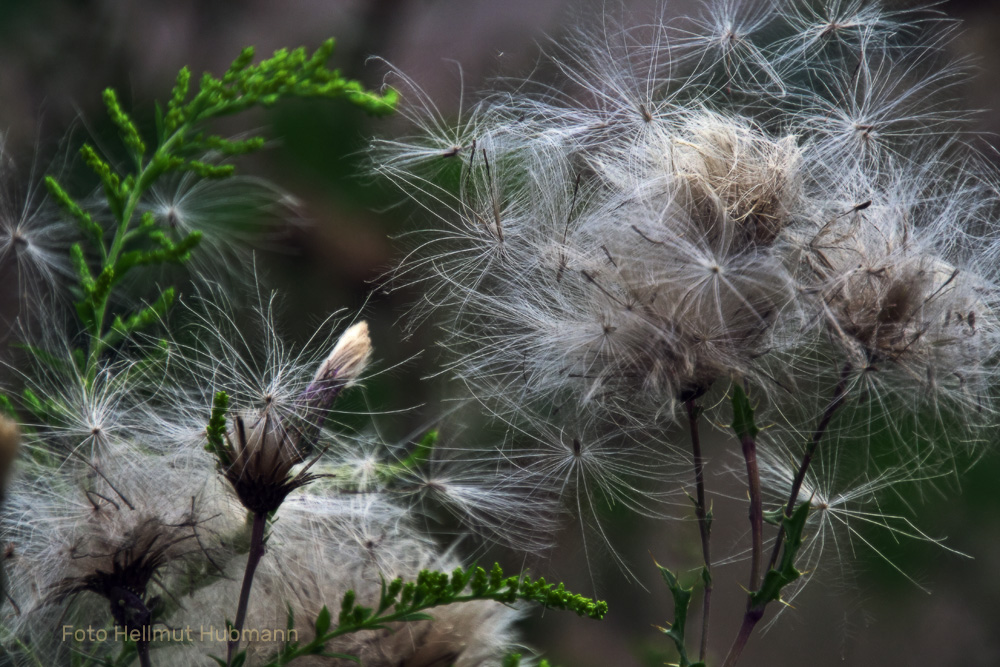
[0,140,74,308]
[215,407,320,514]
[206,319,373,515]
[1,451,230,661]
[795,167,1000,431]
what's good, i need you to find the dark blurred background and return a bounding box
[2,1,1000,665]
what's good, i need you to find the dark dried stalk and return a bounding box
[685,399,713,662]
[721,610,763,667]
[724,365,852,667]
[227,511,268,663]
[720,427,764,667]
[741,431,763,593]
[110,586,153,667]
[723,422,764,667]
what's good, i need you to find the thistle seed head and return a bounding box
[219,409,318,515]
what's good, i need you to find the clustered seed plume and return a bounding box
[0,302,524,665]
[3,2,1000,662]
[0,138,74,305]
[374,0,1000,577]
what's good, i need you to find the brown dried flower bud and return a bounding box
[301,320,372,412]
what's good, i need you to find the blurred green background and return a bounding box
[2,1,1000,665]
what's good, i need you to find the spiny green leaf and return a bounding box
[750,501,811,608]
[401,429,437,470]
[763,507,786,526]
[656,563,694,667]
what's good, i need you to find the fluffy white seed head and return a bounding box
[372,0,1000,587]
[0,139,75,308]
[755,437,966,613]
[0,452,234,660]
[138,168,300,286]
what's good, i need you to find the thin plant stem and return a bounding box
[723,426,764,667]
[719,427,764,667]
[766,363,852,572]
[722,365,853,667]
[685,399,712,662]
[720,609,763,667]
[741,431,763,593]
[227,511,268,663]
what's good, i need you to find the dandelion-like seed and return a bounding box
[140,169,299,283]
[0,142,74,308]
[757,440,966,609]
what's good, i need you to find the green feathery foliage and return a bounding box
[241,563,606,666]
[205,391,230,466]
[41,39,396,389]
